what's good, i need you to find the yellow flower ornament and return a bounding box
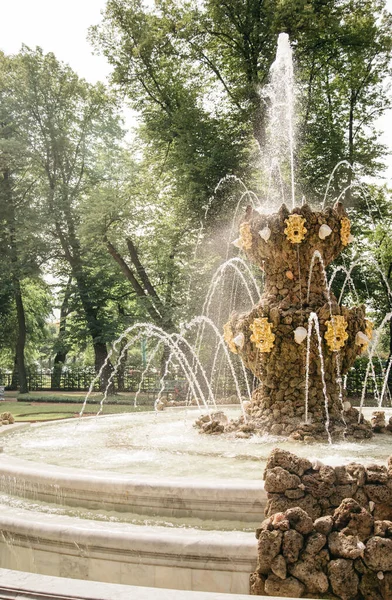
[324,316,349,352]
[249,317,275,353]
[340,217,351,246]
[284,214,307,244]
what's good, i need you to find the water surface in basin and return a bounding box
[2,407,391,479]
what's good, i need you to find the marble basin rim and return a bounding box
[0,568,320,600]
[0,503,257,594]
[0,451,265,522]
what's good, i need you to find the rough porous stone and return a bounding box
[364,537,392,571]
[264,573,305,598]
[197,203,374,442]
[256,529,282,574]
[252,449,392,599]
[328,532,364,560]
[328,559,359,600]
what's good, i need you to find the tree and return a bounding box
[0,52,49,391]
[92,0,392,211]
[4,47,125,389]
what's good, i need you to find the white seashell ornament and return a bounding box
[259,226,271,242]
[355,331,369,346]
[312,458,324,471]
[357,541,366,554]
[242,400,252,413]
[318,224,332,240]
[232,238,243,248]
[294,326,308,344]
[233,333,245,349]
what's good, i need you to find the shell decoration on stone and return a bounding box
[324,315,349,352]
[318,224,332,240]
[249,317,275,353]
[239,222,253,250]
[223,322,238,354]
[258,226,271,242]
[294,326,308,345]
[233,332,245,349]
[340,217,351,246]
[284,214,307,244]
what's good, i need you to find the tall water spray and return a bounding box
[262,33,296,210]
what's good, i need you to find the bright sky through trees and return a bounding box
[1,0,392,183]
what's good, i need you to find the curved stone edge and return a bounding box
[0,505,256,594]
[0,453,266,522]
[0,568,317,600]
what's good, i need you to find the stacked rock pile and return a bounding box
[251,499,392,598]
[219,203,373,442]
[251,448,392,598]
[371,411,392,434]
[263,448,392,522]
[0,412,14,425]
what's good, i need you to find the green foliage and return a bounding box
[1,2,392,373]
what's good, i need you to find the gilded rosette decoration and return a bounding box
[284,214,307,244]
[249,317,275,353]
[340,217,351,246]
[324,315,349,352]
[239,222,253,250]
[223,322,238,354]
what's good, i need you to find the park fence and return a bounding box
[0,358,390,404]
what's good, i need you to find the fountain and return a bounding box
[220,201,373,443]
[0,32,391,600]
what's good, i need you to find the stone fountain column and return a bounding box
[224,203,372,442]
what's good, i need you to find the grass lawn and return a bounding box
[0,391,154,422]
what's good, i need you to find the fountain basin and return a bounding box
[0,504,256,593]
[0,407,389,595]
[0,568,316,600]
[0,454,265,523]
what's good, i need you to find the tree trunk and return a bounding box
[3,169,29,394]
[69,259,114,393]
[13,276,28,394]
[94,341,114,394]
[51,277,72,389]
[10,354,18,391]
[116,341,127,392]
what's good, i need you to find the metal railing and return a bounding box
[0,359,390,404]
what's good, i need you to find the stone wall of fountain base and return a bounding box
[0,505,256,594]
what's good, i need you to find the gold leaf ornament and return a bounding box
[223,322,238,354]
[284,214,307,244]
[249,317,275,353]
[340,217,351,246]
[324,315,349,352]
[239,222,253,250]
